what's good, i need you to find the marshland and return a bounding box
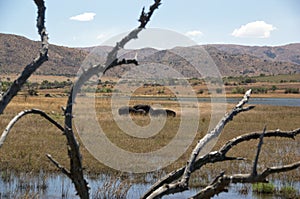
[0,80,299,198]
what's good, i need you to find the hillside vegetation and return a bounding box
[1,33,299,77]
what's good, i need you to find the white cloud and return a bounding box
[232,21,276,38]
[70,12,96,21]
[185,30,203,37]
[185,30,203,43]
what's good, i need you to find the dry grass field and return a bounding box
[0,94,299,184]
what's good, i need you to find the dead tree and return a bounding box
[0,0,161,198]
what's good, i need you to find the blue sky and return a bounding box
[1,0,299,47]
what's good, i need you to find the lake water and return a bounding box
[225,97,300,107]
[173,97,300,107]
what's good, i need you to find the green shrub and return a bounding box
[271,85,277,91]
[252,87,268,94]
[252,183,275,194]
[216,88,223,94]
[284,88,299,94]
[97,88,112,93]
[242,78,256,84]
[279,185,298,198]
[0,81,13,92]
[232,87,246,94]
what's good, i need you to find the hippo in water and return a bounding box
[133,104,152,114]
[118,106,146,115]
[149,109,176,117]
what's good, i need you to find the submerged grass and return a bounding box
[252,182,300,198]
[252,182,275,194]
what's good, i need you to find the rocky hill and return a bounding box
[210,43,300,65]
[1,33,299,78]
[0,33,87,76]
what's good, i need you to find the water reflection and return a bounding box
[0,171,299,198]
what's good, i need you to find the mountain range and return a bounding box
[1,33,299,78]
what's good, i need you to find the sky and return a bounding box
[0,0,299,48]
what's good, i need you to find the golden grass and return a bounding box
[0,95,299,183]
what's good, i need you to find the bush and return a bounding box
[0,81,13,92]
[260,73,266,77]
[157,89,165,94]
[279,185,298,198]
[252,183,275,194]
[97,88,112,93]
[271,85,277,92]
[197,89,204,94]
[252,87,268,94]
[232,87,246,94]
[242,78,256,84]
[40,80,72,89]
[216,88,223,94]
[28,88,38,96]
[284,88,299,94]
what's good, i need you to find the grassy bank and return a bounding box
[0,95,299,183]
[1,74,299,99]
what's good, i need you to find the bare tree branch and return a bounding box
[143,123,300,199]
[252,125,266,176]
[104,0,161,70]
[143,89,254,199]
[181,89,253,185]
[219,128,300,155]
[58,1,162,198]
[46,154,71,178]
[0,1,162,198]
[192,161,300,199]
[0,109,64,148]
[0,0,48,114]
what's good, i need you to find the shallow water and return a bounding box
[0,171,299,198]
